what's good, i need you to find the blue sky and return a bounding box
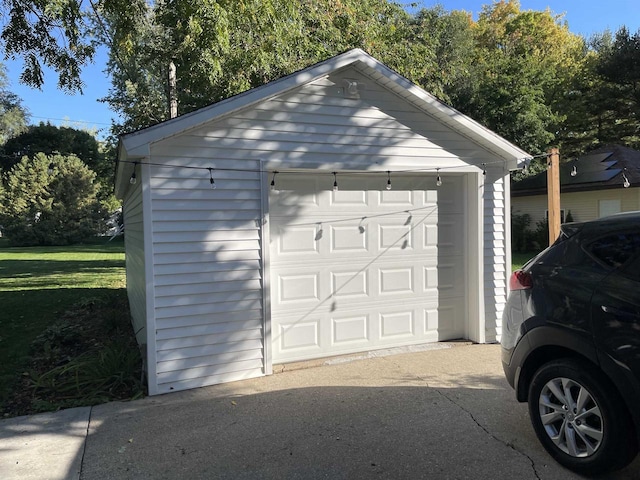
[4,1,640,139]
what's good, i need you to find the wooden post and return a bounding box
[547,147,561,245]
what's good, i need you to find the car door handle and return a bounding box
[601,305,639,320]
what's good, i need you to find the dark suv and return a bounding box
[502,211,640,474]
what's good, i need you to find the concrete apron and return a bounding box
[1,344,639,479]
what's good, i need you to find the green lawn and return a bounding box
[0,238,128,407]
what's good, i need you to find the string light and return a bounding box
[129,162,137,185]
[47,163,54,175]
[623,168,631,188]
[208,168,216,189]
[122,152,637,194]
[570,159,578,177]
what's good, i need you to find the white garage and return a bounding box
[115,49,529,395]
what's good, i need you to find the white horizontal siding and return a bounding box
[123,182,147,348]
[484,172,508,343]
[148,151,264,394]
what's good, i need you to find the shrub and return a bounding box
[533,217,549,250]
[1,153,106,245]
[512,211,533,252]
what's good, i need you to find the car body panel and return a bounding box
[501,211,640,444]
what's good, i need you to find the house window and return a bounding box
[545,209,566,223]
[599,199,621,218]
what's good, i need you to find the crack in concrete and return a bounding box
[435,389,542,480]
[78,405,93,480]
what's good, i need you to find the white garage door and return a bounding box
[269,174,466,363]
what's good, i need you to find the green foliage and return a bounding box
[454,0,585,155]
[0,64,28,144]
[565,210,574,223]
[1,153,105,245]
[28,339,143,408]
[2,123,105,174]
[511,211,533,252]
[556,27,640,157]
[0,0,93,92]
[533,217,549,250]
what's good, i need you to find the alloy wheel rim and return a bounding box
[538,377,604,457]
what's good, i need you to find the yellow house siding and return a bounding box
[512,187,640,226]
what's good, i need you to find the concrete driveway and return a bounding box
[2,344,639,479]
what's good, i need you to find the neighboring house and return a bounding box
[512,145,640,225]
[115,49,529,395]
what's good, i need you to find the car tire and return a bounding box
[528,358,637,475]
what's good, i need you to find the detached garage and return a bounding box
[115,49,529,395]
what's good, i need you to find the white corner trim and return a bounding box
[260,163,273,375]
[141,161,159,395]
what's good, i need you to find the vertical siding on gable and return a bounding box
[147,152,265,394]
[123,181,147,347]
[484,171,507,342]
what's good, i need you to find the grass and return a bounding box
[0,237,144,416]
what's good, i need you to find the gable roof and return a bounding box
[116,49,530,196]
[512,145,640,196]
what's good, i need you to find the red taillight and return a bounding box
[509,270,533,291]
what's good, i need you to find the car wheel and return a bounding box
[528,359,637,475]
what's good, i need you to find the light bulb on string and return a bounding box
[270,171,279,191]
[482,163,487,176]
[129,163,137,185]
[623,169,631,188]
[386,171,392,190]
[332,172,339,192]
[571,162,577,177]
[47,163,55,175]
[436,168,442,187]
[208,168,216,189]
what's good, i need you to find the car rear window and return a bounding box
[587,231,640,269]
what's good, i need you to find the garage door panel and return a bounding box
[270,175,466,363]
[378,223,413,250]
[379,267,414,295]
[380,310,415,338]
[379,189,414,206]
[332,270,369,298]
[275,224,319,255]
[277,318,321,353]
[278,273,320,303]
[330,224,369,252]
[330,189,369,206]
[431,262,466,298]
[332,314,370,345]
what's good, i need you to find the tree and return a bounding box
[0,64,28,144]
[0,0,146,92]
[454,0,585,155]
[2,123,105,174]
[1,153,105,245]
[100,0,418,133]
